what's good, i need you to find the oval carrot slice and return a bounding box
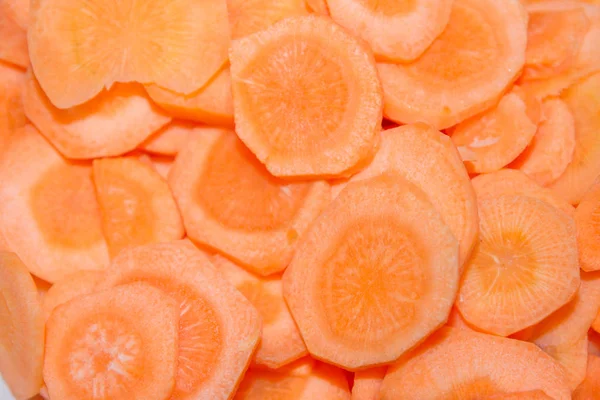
[139,121,199,156]
[229,15,382,178]
[0,252,44,400]
[326,0,453,61]
[351,367,386,400]
[0,61,26,149]
[169,129,330,275]
[227,0,308,39]
[377,0,527,129]
[575,180,600,271]
[0,0,28,68]
[284,174,459,369]
[380,328,571,400]
[0,125,109,282]
[457,195,580,336]
[42,270,102,322]
[573,354,600,399]
[44,282,179,400]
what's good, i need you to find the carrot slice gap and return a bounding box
[42,270,103,322]
[227,0,308,39]
[0,0,29,68]
[575,180,600,271]
[573,354,600,399]
[351,367,386,400]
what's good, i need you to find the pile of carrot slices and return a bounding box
[2,0,600,399]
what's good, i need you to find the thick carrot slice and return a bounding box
[351,367,386,400]
[212,254,307,368]
[229,15,382,178]
[380,328,571,399]
[227,0,308,39]
[169,130,330,275]
[306,0,329,14]
[0,0,28,68]
[28,0,230,109]
[23,71,171,159]
[0,253,44,400]
[575,180,600,271]
[377,0,527,130]
[0,61,26,148]
[284,174,459,369]
[44,282,179,400]
[573,354,600,399]
[0,125,109,282]
[42,270,102,321]
[97,241,262,400]
[457,195,580,336]
[326,0,453,61]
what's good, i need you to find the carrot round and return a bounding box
[227,0,309,39]
[42,270,102,322]
[0,0,29,68]
[139,121,197,156]
[351,367,386,400]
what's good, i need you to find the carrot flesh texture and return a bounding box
[0,61,26,149]
[230,15,382,178]
[139,121,199,156]
[42,270,102,322]
[0,0,29,68]
[169,130,330,276]
[575,180,600,271]
[326,0,453,61]
[573,354,600,399]
[284,174,459,369]
[0,252,44,400]
[227,0,308,39]
[351,367,386,400]
[380,328,571,400]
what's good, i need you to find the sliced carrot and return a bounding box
[32,275,52,301]
[457,195,580,336]
[44,281,179,400]
[574,180,600,271]
[42,270,102,322]
[139,121,198,156]
[326,0,453,61]
[380,328,571,400]
[0,0,28,68]
[97,241,262,400]
[573,354,600,399]
[377,0,527,129]
[446,306,478,332]
[306,0,329,15]
[284,174,459,369]
[150,155,174,180]
[169,129,330,275]
[0,125,109,283]
[351,367,386,400]
[227,0,308,39]
[212,254,307,368]
[229,15,382,178]
[0,252,44,400]
[0,61,26,149]
[145,67,234,127]
[512,85,544,126]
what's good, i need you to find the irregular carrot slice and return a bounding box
[0,125,109,282]
[573,354,600,399]
[377,0,527,129]
[457,195,580,336]
[229,15,382,178]
[0,61,26,149]
[212,254,307,368]
[284,174,459,369]
[306,0,329,14]
[326,0,453,61]
[169,129,330,275]
[575,180,600,271]
[145,67,234,127]
[351,367,386,400]
[97,241,262,400]
[0,0,28,68]
[44,282,179,400]
[28,0,230,109]
[380,328,571,400]
[227,0,308,39]
[0,253,44,399]
[42,270,102,321]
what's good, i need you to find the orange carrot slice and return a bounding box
[377,0,527,129]
[575,180,600,271]
[229,15,382,178]
[0,252,44,400]
[42,270,102,321]
[326,0,453,61]
[284,174,459,369]
[44,282,179,400]
[573,354,600,399]
[0,125,109,282]
[351,367,386,400]
[306,0,329,14]
[169,129,330,275]
[0,61,26,148]
[212,254,307,368]
[380,328,571,399]
[227,0,308,39]
[140,121,207,156]
[0,0,28,68]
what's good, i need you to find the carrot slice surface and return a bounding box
[140,122,208,156]
[573,354,600,399]
[575,180,600,271]
[227,0,308,39]
[351,367,386,400]
[306,0,329,14]
[0,61,26,150]
[0,0,29,68]
[42,270,102,322]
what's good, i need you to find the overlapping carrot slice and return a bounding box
[306,0,329,14]
[486,391,553,399]
[0,0,29,68]
[575,180,600,271]
[139,121,198,156]
[227,0,308,39]
[0,61,26,149]
[150,155,174,179]
[351,367,386,400]
[573,354,600,399]
[42,270,102,321]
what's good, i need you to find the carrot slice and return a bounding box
[44,281,179,400]
[42,270,102,321]
[32,275,52,301]
[0,0,28,68]
[326,0,453,61]
[351,367,386,400]
[380,328,571,400]
[457,195,580,336]
[97,241,262,400]
[377,0,527,130]
[573,354,600,399]
[139,121,196,156]
[169,129,330,275]
[227,0,308,39]
[284,174,459,369]
[28,0,230,109]
[0,252,44,399]
[0,125,109,282]
[229,15,382,178]
[212,254,307,368]
[306,0,329,14]
[575,180,600,271]
[0,61,26,148]
[589,330,600,355]
[145,67,234,127]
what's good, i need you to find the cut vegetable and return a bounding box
[169,129,330,275]
[446,306,477,332]
[42,270,102,321]
[227,0,308,39]
[575,180,600,271]
[573,354,600,399]
[0,61,26,148]
[284,174,459,369]
[139,121,199,156]
[230,15,382,178]
[351,367,386,400]
[0,0,29,68]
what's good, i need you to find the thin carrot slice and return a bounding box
[169,130,330,275]
[227,0,308,39]
[284,174,459,369]
[42,270,102,321]
[0,125,109,283]
[44,282,179,400]
[97,241,262,400]
[377,0,527,129]
[145,67,234,127]
[23,71,171,159]
[380,328,571,400]
[0,0,28,68]
[0,253,44,400]
[575,180,600,271]
[326,0,453,61]
[0,61,26,149]
[229,15,382,178]
[306,0,329,14]
[457,195,580,336]
[351,367,386,400]
[28,0,230,109]
[573,354,600,399]
[212,254,307,368]
[150,155,174,179]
